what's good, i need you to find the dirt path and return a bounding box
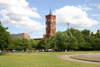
[59,54,100,65]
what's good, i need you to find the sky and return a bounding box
[0,0,100,39]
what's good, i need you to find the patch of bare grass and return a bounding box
[71,53,100,62]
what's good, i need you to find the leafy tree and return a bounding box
[95,32,100,38]
[82,29,90,36]
[30,39,39,49]
[81,29,93,50]
[91,32,95,36]
[37,38,50,50]
[70,36,78,50]
[69,28,77,36]
[7,39,16,50]
[91,38,100,50]
[83,36,92,42]
[0,21,10,51]
[65,30,79,50]
[73,30,85,49]
[11,38,29,50]
[21,37,29,50]
[83,42,92,50]
[29,39,34,50]
[53,43,58,50]
[12,38,23,50]
[27,42,33,50]
[51,31,68,51]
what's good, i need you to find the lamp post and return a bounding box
[67,23,70,50]
[67,23,70,30]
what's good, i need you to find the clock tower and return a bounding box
[43,9,56,39]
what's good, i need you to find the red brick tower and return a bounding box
[43,9,56,39]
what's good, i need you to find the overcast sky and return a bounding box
[0,0,100,38]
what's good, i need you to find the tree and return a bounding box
[11,37,30,50]
[73,30,85,50]
[70,36,78,50]
[95,32,100,38]
[0,21,10,51]
[81,29,93,50]
[52,43,58,51]
[21,37,29,50]
[91,32,95,36]
[69,28,77,36]
[91,38,100,50]
[51,31,68,51]
[65,30,79,50]
[82,29,90,36]
[83,42,92,50]
[37,38,50,50]
[7,39,16,50]
[29,39,38,50]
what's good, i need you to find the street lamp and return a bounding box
[67,23,70,30]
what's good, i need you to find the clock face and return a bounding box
[48,19,50,21]
[48,19,53,21]
[51,19,53,21]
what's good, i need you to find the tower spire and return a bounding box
[49,7,52,15]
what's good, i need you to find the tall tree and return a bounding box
[65,30,78,50]
[21,37,29,50]
[0,21,10,50]
[7,39,16,50]
[51,43,58,51]
[95,32,100,38]
[29,39,38,50]
[69,28,77,36]
[73,30,85,49]
[91,38,100,50]
[37,38,50,50]
[82,29,90,36]
[83,42,92,50]
[51,31,68,50]
[91,32,95,36]
[82,29,92,50]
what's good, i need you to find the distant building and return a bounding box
[97,29,100,33]
[43,9,56,39]
[34,38,43,41]
[33,9,56,40]
[11,33,30,39]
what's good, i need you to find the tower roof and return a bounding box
[49,7,52,15]
[97,29,100,32]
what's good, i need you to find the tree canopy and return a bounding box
[0,21,10,50]
[1,23,100,51]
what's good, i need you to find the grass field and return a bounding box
[0,51,100,67]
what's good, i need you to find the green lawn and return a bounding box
[0,51,100,67]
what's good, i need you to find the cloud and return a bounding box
[53,6,99,28]
[92,14,100,20]
[86,0,90,2]
[98,26,100,28]
[90,3,100,9]
[78,5,92,11]
[0,6,41,18]
[0,0,28,7]
[32,7,37,11]
[0,0,44,33]
[92,14,100,16]
[93,4,100,9]
[29,32,43,38]
[99,18,100,20]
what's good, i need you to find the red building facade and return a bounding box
[11,33,30,39]
[43,10,56,39]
